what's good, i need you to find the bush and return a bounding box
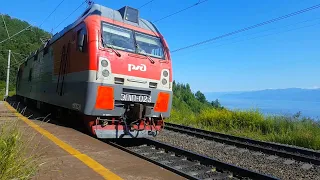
[169,108,320,150]
[169,81,320,149]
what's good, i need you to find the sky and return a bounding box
[1,0,320,92]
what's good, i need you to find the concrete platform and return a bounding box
[0,101,185,180]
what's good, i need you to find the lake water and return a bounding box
[217,98,320,120]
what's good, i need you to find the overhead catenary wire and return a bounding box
[12,51,28,57]
[6,54,27,68]
[0,49,31,57]
[52,0,87,33]
[0,51,22,68]
[171,3,320,53]
[0,0,66,44]
[9,59,24,68]
[10,53,20,65]
[153,0,208,23]
[176,16,320,56]
[39,0,66,28]
[138,0,155,9]
[2,15,10,38]
[0,50,28,57]
[0,25,31,44]
[1,0,87,66]
[183,21,320,57]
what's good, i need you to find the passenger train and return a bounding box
[15,3,173,138]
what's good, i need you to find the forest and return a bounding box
[0,14,51,93]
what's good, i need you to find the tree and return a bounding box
[0,14,51,91]
[211,99,224,109]
[195,91,207,104]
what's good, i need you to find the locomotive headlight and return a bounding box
[102,69,110,77]
[162,78,167,85]
[97,57,112,81]
[101,60,108,67]
[163,70,169,77]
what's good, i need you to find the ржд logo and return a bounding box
[128,64,146,72]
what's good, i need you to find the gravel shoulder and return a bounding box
[154,130,320,180]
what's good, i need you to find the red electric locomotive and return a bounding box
[16,3,173,138]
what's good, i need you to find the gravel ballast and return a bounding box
[155,130,320,180]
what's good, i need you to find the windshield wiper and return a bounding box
[101,35,121,57]
[136,45,155,64]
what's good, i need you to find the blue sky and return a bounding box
[1,0,320,92]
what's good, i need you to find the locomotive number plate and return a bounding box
[120,93,151,103]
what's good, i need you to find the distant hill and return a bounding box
[0,14,51,90]
[205,88,320,102]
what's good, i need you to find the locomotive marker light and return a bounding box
[102,69,110,77]
[163,70,168,77]
[161,69,170,87]
[154,92,170,112]
[95,86,114,110]
[101,59,108,67]
[162,78,167,85]
[97,57,112,81]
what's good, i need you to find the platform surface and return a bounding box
[0,101,185,180]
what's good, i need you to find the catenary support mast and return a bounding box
[5,49,11,99]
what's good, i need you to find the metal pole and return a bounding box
[5,49,11,99]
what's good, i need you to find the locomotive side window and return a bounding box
[102,23,135,52]
[135,32,164,59]
[44,46,49,55]
[34,53,38,61]
[38,51,43,62]
[28,68,32,82]
[77,28,87,52]
[17,69,22,90]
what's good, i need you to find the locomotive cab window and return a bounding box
[101,22,165,59]
[77,28,87,52]
[125,7,139,23]
[102,23,135,52]
[135,32,164,59]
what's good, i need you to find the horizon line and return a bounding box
[202,87,320,93]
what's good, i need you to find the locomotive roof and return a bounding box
[24,3,161,61]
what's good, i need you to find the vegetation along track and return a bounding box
[107,138,278,180]
[164,122,320,165]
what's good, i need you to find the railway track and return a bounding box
[164,122,320,165]
[107,138,278,180]
[5,99,314,179]
[4,100,277,179]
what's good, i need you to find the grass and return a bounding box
[0,90,15,100]
[167,107,320,150]
[0,80,16,99]
[0,120,39,180]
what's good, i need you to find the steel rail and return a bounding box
[107,138,279,180]
[164,122,320,165]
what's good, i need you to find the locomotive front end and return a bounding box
[84,5,173,138]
